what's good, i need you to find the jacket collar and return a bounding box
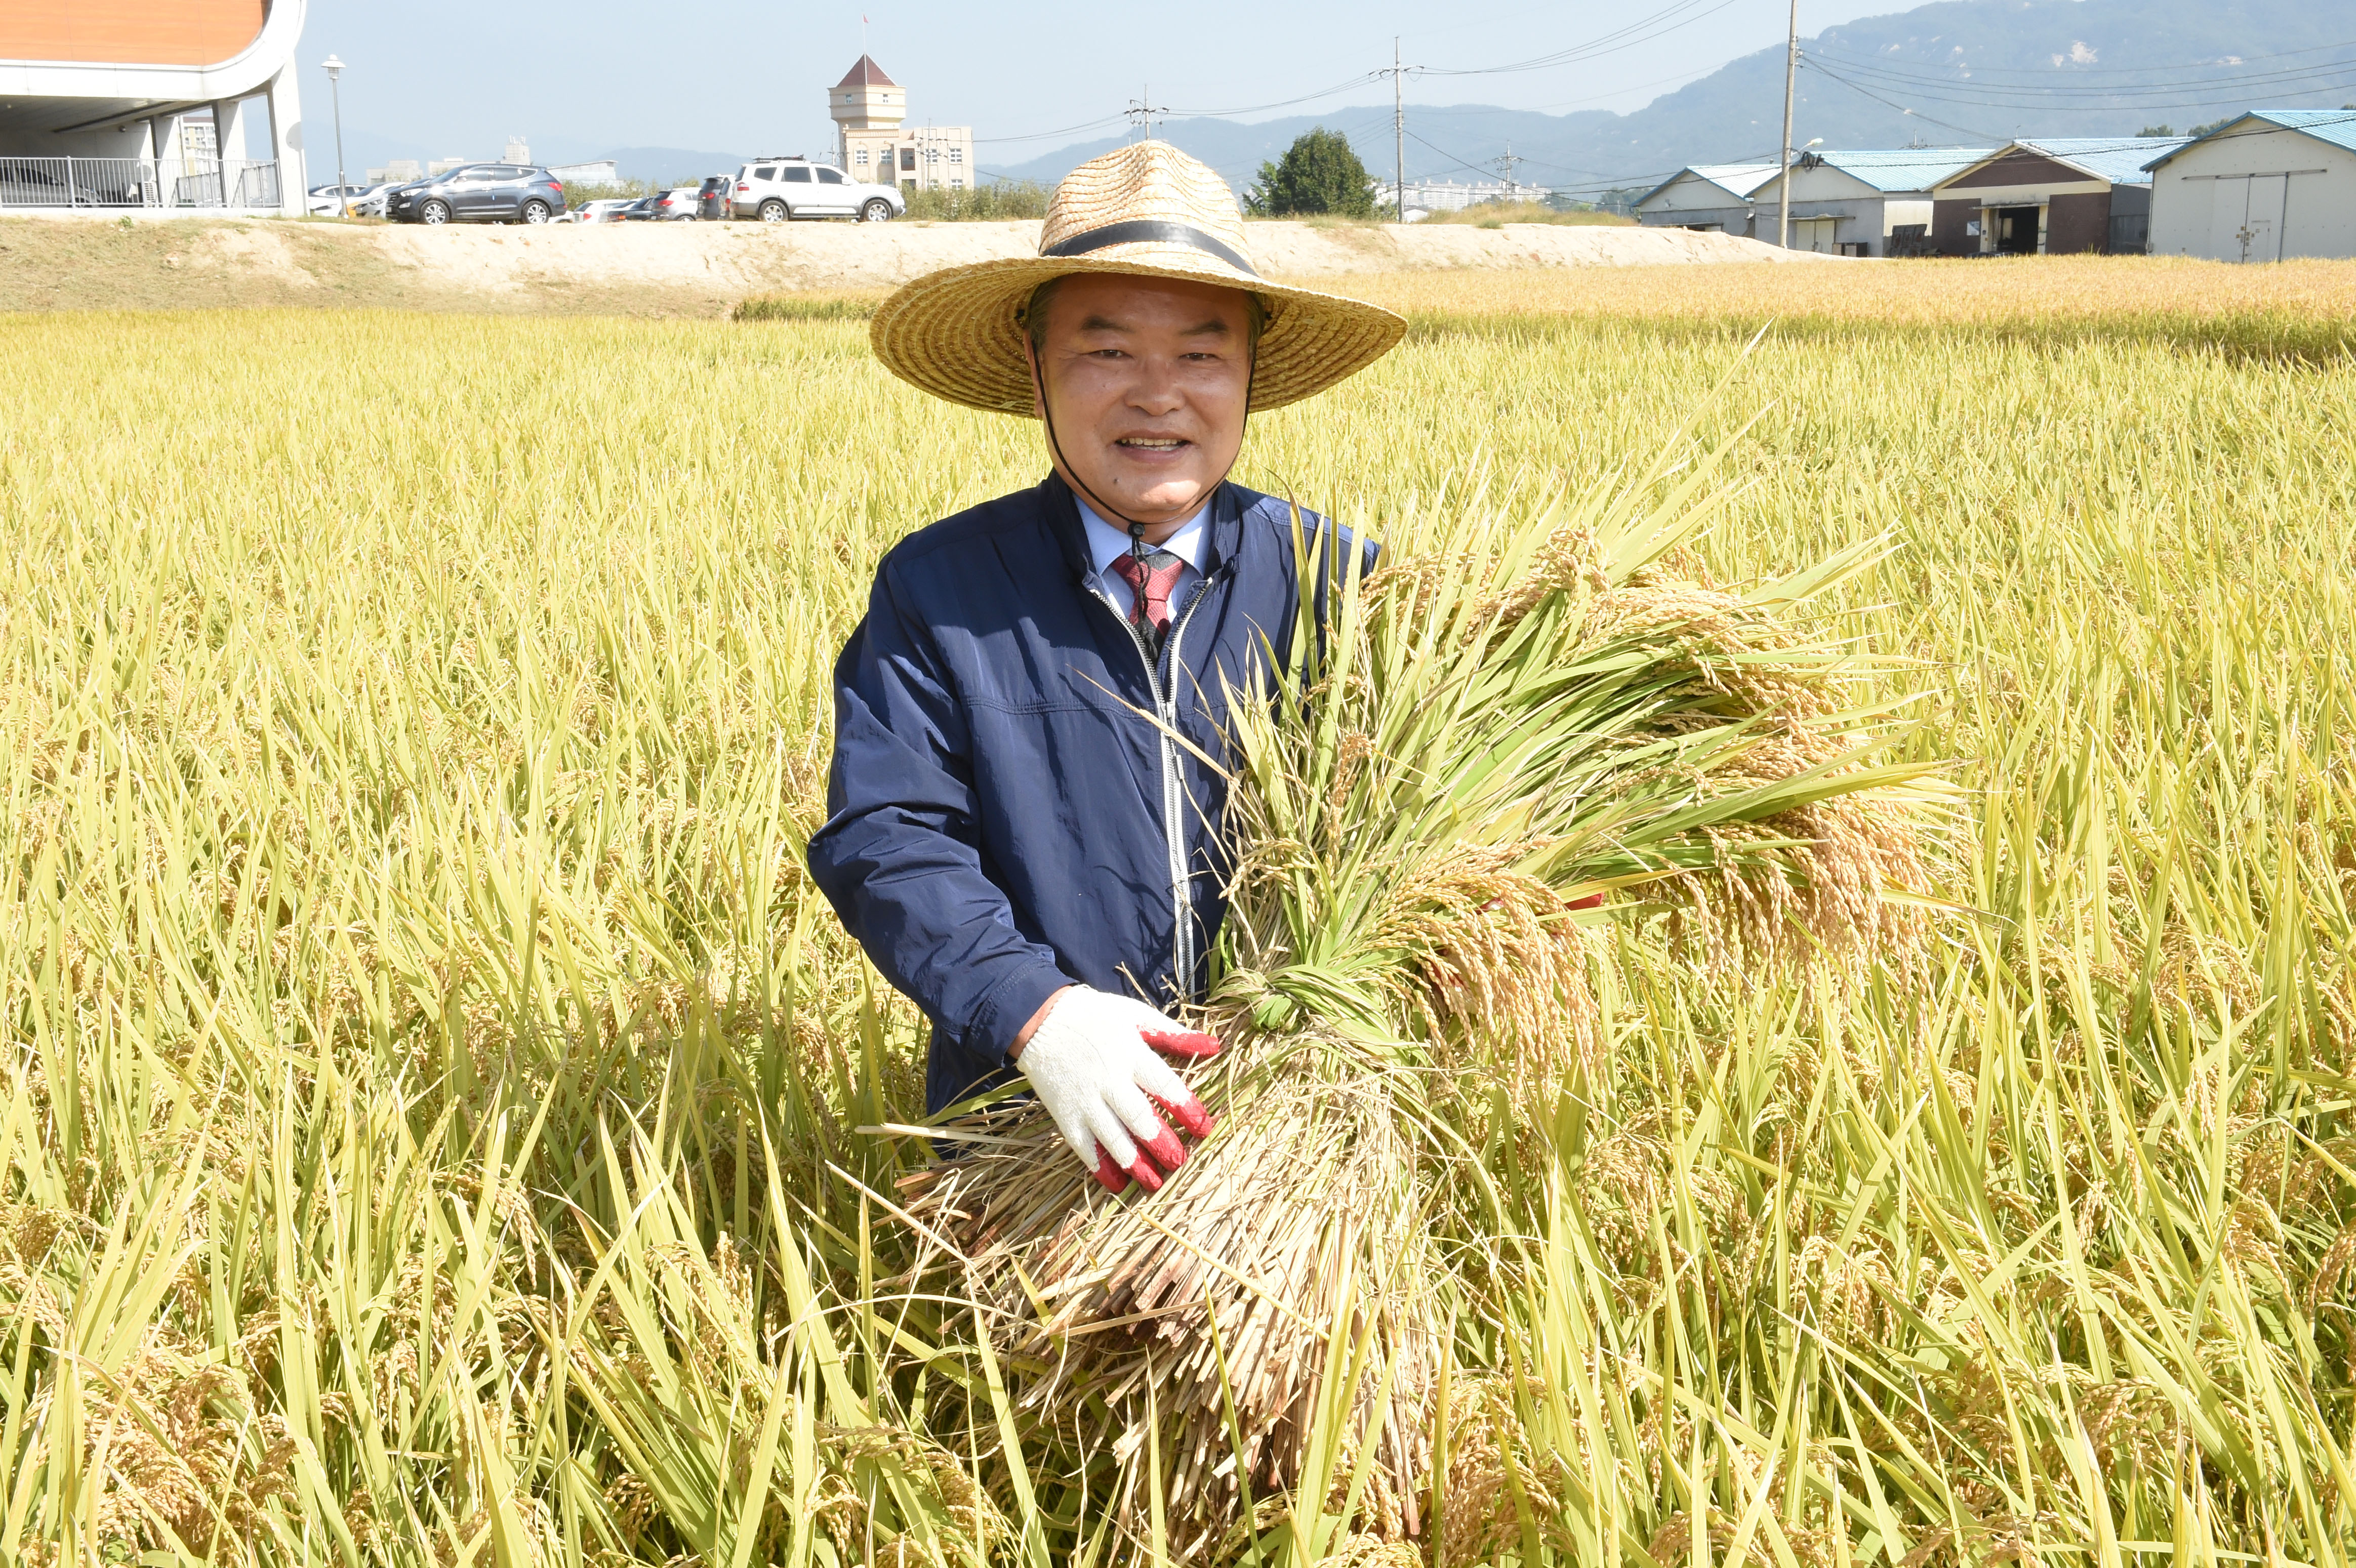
[1041,470,1246,583]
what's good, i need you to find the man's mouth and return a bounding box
[1115,437,1188,450]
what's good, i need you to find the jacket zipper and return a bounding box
[1086,566,1223,994]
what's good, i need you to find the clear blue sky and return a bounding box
[296,0,1891,168]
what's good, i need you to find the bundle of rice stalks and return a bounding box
[898,425,1943,1556]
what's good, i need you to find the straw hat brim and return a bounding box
[869,249,1406,417]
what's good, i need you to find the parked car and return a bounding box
[374,177,433,219]
[729,157,903,222]
[386,164,567,225]
[0,161,141,206]
[614,194,666,221]
[349,182,397,218]
[563,197,636,224]
[306,182,373,216]
[696,175,730,220]
[651,185,700,220]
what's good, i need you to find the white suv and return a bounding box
[732,157,904,223]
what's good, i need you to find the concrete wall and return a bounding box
[2148,127,2356,261]
[1929,198,1974,255]
[36,121,151,158]
[1944,149,2084,198]
[1750,165,1937,253]
[1929,189,2128,254]
[1637,202,1753,235]
[1931,148,2126,256]
[2045,190,2113,254]
[1637,172,1763,235]
[1762,196,1887,254]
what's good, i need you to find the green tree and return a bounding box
[1244,127,1375,218]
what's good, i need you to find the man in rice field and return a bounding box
[807,142,1403,1195]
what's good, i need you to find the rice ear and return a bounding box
[898,429,1936,1547]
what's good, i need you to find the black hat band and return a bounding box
[1041,219,1260,279]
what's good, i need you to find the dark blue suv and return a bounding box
[387,164,566,225]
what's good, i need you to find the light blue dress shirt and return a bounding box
[1076,497,1210,623]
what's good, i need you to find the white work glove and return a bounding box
[1013,987,1222,1193]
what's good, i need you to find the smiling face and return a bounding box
[1026,273,1258,540]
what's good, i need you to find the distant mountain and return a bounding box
[986,0,2355,197]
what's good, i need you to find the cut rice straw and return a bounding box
[900,371,1947,1554]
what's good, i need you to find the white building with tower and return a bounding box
[828,55,974,191]
[0,0,307,213]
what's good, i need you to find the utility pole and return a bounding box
[1496,141,1526,201]
[1125,86,1167,142]
[1777,0,1797,249]
[1376,39,1417,223]
[321,55,348,216]
[1394,38,1406,224]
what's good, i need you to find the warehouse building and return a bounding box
[1749,147,1990,255]
[1929,137,2186,255]
[0,0,305,213]
[1633,162,1780,237]
[2144,110,2356,262]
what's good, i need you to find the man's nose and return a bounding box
[1125,358,1185,416]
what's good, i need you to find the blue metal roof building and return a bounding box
[1929,137,2190,255]
[1781,147,1994,192]
[2009,137,2191,187]
[1745,147,1993,255]
[1633,162,1782,238]
[2143,110,2356,260]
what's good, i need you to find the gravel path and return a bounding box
[1,215,1835,313]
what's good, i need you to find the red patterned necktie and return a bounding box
[1109,548,1186,647]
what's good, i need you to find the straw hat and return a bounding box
[869,140,1405,416]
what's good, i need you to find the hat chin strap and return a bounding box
[1025,337,1258,563]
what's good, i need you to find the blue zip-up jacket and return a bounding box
[808,472,1338,1113]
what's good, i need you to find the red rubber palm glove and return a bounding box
[1012,987,1221,1193]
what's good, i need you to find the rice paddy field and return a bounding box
[3,254,2354,1565]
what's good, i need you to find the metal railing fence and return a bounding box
[0,156,282,210]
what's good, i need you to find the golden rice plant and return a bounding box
[1,282,2352,1563]
[904,394,1943,1554]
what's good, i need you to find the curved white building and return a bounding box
[0,0,307,213]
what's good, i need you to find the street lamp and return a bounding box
[321,54,348,216]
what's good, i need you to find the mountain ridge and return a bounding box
[983,0,2355,198]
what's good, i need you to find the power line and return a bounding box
[974,113,1130,146]
[1419,0,1748,77]
[1808,34,2356,86]
[1807,49,2356,107]
[1163,71,1390,119]
[1798,58,2015,142]
[1814,67,2356,110]
[1523,62,1729,113]
[981,0,1752,144]
[1815,70,2356,114]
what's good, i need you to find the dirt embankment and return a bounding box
[0,215,1833,315]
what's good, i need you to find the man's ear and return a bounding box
[1024,338,1047,420]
